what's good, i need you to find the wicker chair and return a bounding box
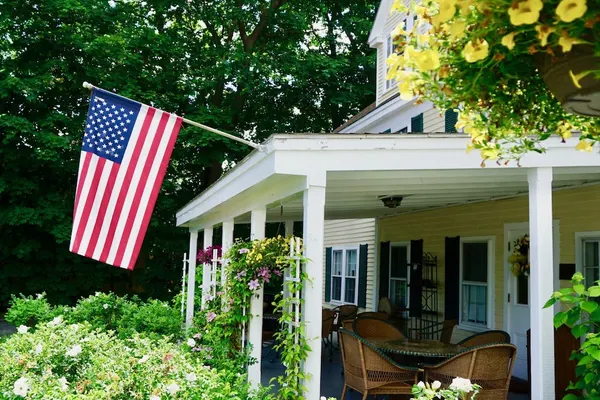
[457,330,511,348]
[409,319,457,343]
[331,305,358,346]
[339,328,421,400]
[342,320,354,331]
[423,343,517,400]
[357,311,390,321]
[322,309,335,360]
[353,317,405,340]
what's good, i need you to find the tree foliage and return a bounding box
[0,0,376,307]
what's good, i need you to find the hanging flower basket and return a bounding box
[509,234,530,277]
[538,45,600,117]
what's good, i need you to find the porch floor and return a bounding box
[261,341,530,399]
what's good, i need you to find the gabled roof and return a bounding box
[368,0,393,46]
[333,93,400,133]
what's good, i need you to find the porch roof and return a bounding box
[176,133,600,229]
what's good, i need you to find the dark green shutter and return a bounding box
[445,236,461,320]
[358,244,368,308]
[325,247,332,302]
[410,113,424,133]
[409,239,424,318]
[445,109,458,133]
[379,242,390,299]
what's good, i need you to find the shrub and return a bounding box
[0,320,272,399]
[5,293,55,327]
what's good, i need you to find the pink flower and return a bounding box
[273,269,282,277]
[248,279,260,290]
[239,248,249,254]
[206,312,217,322]
[235,271,246,280]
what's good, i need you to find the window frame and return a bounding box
[385,16,415,91]
[388,241,411,311]
[329,245,361,306]
[575,232,600,288]
[459,236,495,332]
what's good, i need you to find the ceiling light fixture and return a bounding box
[380,196,403,209]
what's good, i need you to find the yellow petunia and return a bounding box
[449,20,467,40]
[392,24,408,38]
[501,32,518,50]
[386,54,403,80]
[414,49,441,71]
[535,25,555,47]
[481,147,500,160]
[575,140,593,152]
[508,0,544,25]
[398,80,414,100]
[462,39,489,63]
[432,0,457,27]
[557,122,573,140]
[457,0,475,14]
[392,0,408,13]
[558,35,585,52]
[556,0,587,22]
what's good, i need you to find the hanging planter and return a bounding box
[538,45,600,117]
[509,234,530,277]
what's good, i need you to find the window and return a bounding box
[460,238,493,328]
[583,239,600,288]
[330,247,359,304]
[389,243,410,310]
[385,17,412,90]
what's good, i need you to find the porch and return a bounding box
[176,133,600,399]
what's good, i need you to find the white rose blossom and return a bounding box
[138,355,150,364]
[187,338,196,347]
[432,380,441,390]
[450,377,474,393]
[36,293,44,299]
[48,316,63,327]
[13,377,31,397]
[103,304,109,309]
[149,395,160,400]
[35,344,43,354]
[58,377,68,391]
[185,372,197,382]
[66,344,82,357]
[166,382,180,394]
[417,381,426,389]
[17,325,29,334]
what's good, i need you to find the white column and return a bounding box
[185,230,199,329]
[302,183,326,399]
[201,227,213,309]
[222,220,234,302]
[284,220,295,237]
[528,167,555,400]
[248,208,267,389]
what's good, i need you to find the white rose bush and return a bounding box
[411,377,481,399]
[0,320,272,399]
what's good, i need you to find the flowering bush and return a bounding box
[387,0,600,163]
[197,245,223,264]
[411,378,481,399]
[0,320,271,399]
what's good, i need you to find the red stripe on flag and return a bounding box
[72,157,107,254]
[124,116,183,270]
[73,152,93,219]
[99,108,157,263]
[84,163,119,259]
[112,112,170,267]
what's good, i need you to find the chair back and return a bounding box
[357,311,389,321]
[340,328,420,393]
[457,330,511,348]
[342,320,354,331]
[332,304,358,331]
[378,297,394,315]
[354,317,405,340]
[424,343,517,400]
[322,309,335,338]
[439,319,458,344]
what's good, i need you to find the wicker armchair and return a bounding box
[339,328,421,400]
[342,320,354,331]
[357,311,390,321]
[353,317,405,340]
[423,343,517,400]
[331,305,358,347]
[457,330,511,348]
[322,309,335,360]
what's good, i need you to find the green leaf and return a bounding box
[588,286,600,297]
[544,298,557,308]
[581,301,599,314]
[572,272,585,283]
[574,284,585,295]
[577,355,594,366]
[586,347,600,362]
[554,311,568,328]
[571,324,589,339]
[562,394,579,400]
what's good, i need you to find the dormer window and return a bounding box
[385,16,416,91]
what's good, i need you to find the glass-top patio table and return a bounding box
[368,338,464,358]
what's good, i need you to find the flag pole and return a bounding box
[82,82,263,151]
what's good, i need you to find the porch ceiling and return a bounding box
[260,167,600,221]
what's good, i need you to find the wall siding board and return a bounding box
[322,219,376,311]
[378,185,600,342]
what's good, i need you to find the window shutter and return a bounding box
[445,236,461,320]
[358,244,368,308]
[410,113,424,133]
[409,239,424,318]
[445,109,458,133]
[379,242,390,300]
[325,247,332,302]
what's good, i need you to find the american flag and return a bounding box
[70,88,182,270]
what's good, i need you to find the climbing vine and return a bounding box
[192,236,311,399]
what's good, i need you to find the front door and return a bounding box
[506,223,559,381]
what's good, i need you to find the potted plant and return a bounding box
[387,0,600,163]
[411,378,481,399]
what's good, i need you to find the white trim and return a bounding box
[388,241,411,311]
[329,245,361,306]
[458,236,495,332]
[368,0,393,46]
[575,231,600,277]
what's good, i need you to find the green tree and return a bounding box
[0,0,375,307]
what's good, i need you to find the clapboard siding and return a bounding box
[323,219,377,311]
[379,185,600,342]
[424,107,444,132]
